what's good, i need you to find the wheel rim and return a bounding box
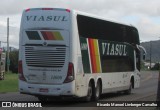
[96,82,100,97]
[88,83,92,98]
[129,82,132,92]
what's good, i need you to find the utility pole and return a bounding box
[157,38,160,109]
[150,41,152,70]
[7,17,10,72]
[157,62,160,109]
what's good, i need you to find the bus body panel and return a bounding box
[19,8,75,95]
[134,70,141,88]
[21,30,70,84]
[19,8,142,99]
[19,80,76,96]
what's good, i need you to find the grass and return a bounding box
[0,72,18,93]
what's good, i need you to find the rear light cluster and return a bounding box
[18,60,26,81]
[64,62,74,83]
[42,8,53,10]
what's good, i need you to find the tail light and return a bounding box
[25,8,30,12]
[25,8,70,12]
[64,62,74,83]
[66,9,70,13]
[18,60,26,81]
[42,8,53,10]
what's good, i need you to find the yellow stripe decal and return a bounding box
[53,32,63,40]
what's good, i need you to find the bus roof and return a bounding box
[74,10,140,45]
[23,8,140,45]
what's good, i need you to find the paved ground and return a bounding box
[0,71,159,110]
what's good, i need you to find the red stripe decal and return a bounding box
[88,38,96,73]
[41,31,48,40]
[46,32,55,40]
[92,39,97,73]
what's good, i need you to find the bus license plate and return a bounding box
[39,88,48,92]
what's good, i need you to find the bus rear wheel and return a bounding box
[94,81,101,101]
[84,81,93,102]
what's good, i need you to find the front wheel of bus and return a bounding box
[124,81,132,95]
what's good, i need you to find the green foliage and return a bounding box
[151,63,160,70]
[9,50,18,73]
[0,72,18,93]
[141,61,147,70]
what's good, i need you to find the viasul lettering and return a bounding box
[26,16,68,22]
[81,43,88,50]
[102,43,127,56]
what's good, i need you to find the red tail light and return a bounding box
[64,62,74,83]
[25,8,30,12]
[66,9,70,13]
[18,60,26,81]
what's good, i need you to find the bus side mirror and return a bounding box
[143,53,146,60]
[137,45,146,61]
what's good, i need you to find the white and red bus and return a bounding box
[19,8,146,101]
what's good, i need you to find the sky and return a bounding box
[0,0,160,48]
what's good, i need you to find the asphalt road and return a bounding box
[0,71,159,110]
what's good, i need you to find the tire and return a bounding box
[124,81,132,95]
[94,81,101,101]
[84,82,93,102]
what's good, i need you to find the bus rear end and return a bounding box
[19,8,75,99]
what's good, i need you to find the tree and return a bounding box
[9,50,18,73]
[151,63,160,70]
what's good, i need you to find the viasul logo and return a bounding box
[80,43,88,50]
[26,16,68,22]
[102,42,127,56]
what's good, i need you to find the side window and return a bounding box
[101,56,134,72]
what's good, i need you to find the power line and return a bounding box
[7,17,10,72]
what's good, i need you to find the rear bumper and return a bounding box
[20,92,78,100]
[19,80,76,96]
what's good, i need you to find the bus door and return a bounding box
[134,50,141,88]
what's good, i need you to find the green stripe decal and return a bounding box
[26,31,41,40]
[80,37,91,73]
